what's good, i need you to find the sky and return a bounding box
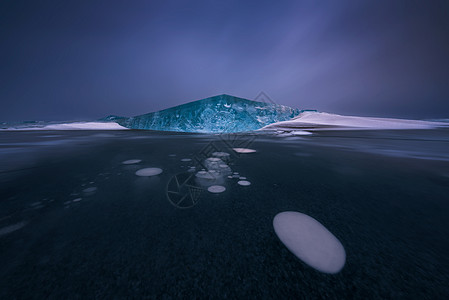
[1,0,449,121]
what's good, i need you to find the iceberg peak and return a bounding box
[109,94,301,133]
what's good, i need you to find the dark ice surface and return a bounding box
[1,129,449,299]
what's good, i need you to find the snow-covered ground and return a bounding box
[260,111,449,131]
[2,112,448,132]
[1,122,128,131]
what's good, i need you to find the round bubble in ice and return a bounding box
[273,211,346,274]
[122,159,142,165]
[135,168,163,176]
[207,185,226,193]
[232,148,257,154]
[206,157,221,162]
[212,152,230,160]
[237,180,251,186]
[204,158,231,174]
[196,170,218,180]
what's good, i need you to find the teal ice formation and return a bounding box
[103,94,303,133]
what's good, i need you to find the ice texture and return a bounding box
[108,94,301,133]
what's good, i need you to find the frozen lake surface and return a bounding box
[1,129,449,298]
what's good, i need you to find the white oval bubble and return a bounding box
[135,168,163,176]
[232,148,257,153]
[207,185,226,193]
[83,187,97,193]
[291,130,313,136]
[273,211,346,274]
[237,180,251,186]
[181,158,192,162]
[122,159,142,165]
[196,171,215,180]
[206,157,221,162]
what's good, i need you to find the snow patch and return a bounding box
[1,122,128,131]
[261,111,449,131]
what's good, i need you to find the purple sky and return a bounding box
[1,0,449,121]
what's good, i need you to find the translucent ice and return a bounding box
[108,94,300,133]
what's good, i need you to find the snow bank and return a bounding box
[1,122,128,131]
[261,111,449,131]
